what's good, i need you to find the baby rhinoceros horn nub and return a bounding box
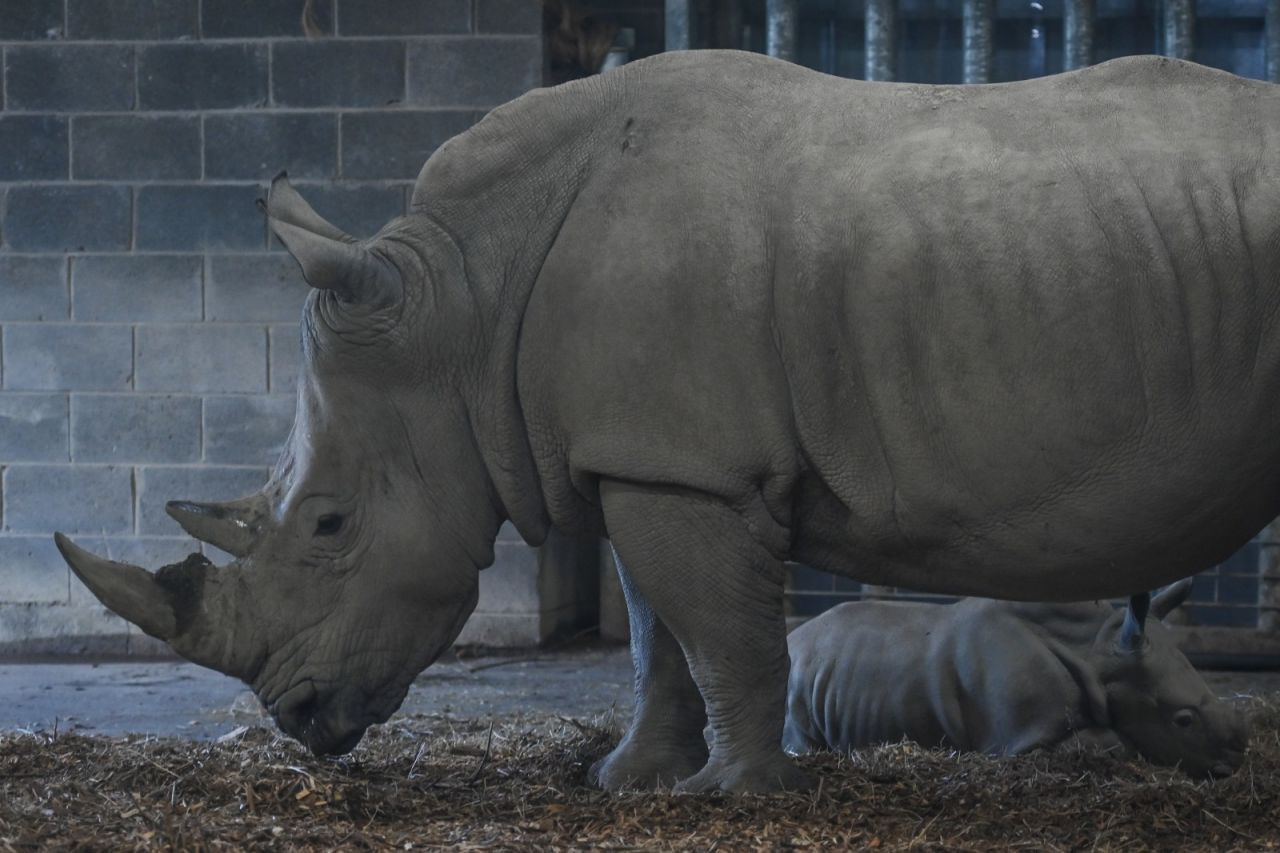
[54,533,179,640]
[166,496,266,558]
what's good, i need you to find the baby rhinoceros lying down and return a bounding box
[784,581,1248,778]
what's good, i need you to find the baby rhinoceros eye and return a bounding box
[1172,709,1197,728]
[315,513,345,536]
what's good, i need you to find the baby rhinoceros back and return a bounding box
[783,581,1248,778]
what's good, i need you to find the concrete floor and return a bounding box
[2,642,1278,743]
[0,643,634,741]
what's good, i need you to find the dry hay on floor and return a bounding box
[2,696,1280,852]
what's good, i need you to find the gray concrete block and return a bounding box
[135,324,266,393]
[205,113,337,180]
[270,184,405,239]
[0,0,63,39]
[136,185,265,251]
[0,393,69,462]
[269,324,303,392]
[272,40,404,107]
[0,536,68,604]
[0,603,131,655]
[476,541,540,614]
[72,255,203,323]
[139,43,268,110]
[0,257,68,321]
[67,0,199,39]
[3,464,132,535]
[72,116,201,181]
[71,394,202,463]
[2,324,133,391]
[68,536,198,605]
[0,116,69,181]
[454,612,542,647]
[341,111,478,179]
[203,394,295,465]
[6,45,134,111]
[207,254,308,322]
[338,0,470,35]
[476,0,542,33]
[136,465,267,536]
[3,185,131,252]
[407,38,541,108]
[203,0,332,37]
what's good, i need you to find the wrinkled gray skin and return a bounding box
[784,580,1250,778]
[57,52,1280,793]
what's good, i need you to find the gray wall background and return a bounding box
[0,0,554,653]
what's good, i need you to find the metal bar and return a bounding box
[1162,0,1195,61]
[1268,0,1280,82]
[766,0,798,62]
[865,0,897,81]
[1063,0,1096,70]
[665,0,694,51]
[962,0,994,84]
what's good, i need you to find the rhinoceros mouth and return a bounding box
[267,678,393,757]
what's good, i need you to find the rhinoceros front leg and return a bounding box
[589,546,709,790]
[600,480,810,794]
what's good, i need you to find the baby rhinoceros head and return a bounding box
[1093,581,1249,778]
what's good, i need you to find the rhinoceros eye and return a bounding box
[1173,709,1196,728]
[315,514,344,536]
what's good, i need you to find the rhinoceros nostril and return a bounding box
[271,682,321,735]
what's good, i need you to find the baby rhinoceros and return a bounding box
[783,580,1248,777]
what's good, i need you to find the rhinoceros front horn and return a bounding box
[54,533,178,640]
[166,496,266,558]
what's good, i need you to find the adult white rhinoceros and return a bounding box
[57,50,1280,793]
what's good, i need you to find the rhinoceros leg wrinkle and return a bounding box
[598,480,809,793]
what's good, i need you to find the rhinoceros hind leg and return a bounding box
[590,546,709,790]
[600,480,811,794]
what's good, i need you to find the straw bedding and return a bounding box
[3,695,1279,850]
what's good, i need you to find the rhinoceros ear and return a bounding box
[1117,592,1151,653]
[1150,578,1194,620]
[270,218,400,307]
[264,172,356,244]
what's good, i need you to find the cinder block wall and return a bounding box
[0,0,552,654]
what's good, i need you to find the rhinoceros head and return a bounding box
[56,175,505,755]
[1092,580,1249,778]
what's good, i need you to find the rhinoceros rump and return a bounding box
[58,51,1280,793]
[784,581,1250,777]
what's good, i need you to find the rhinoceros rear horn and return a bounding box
[1150,577,1194,619]
[166,496,267,558]
[54,533,179,640]
[271,218,400,307]
[1118,591,1151,653]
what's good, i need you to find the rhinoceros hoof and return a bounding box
[590,742,708,791]
[673,752,813,794]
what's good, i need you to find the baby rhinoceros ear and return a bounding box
[1149,577,1194,620]
[1117,592,1150,654]
[263,172,401,308]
